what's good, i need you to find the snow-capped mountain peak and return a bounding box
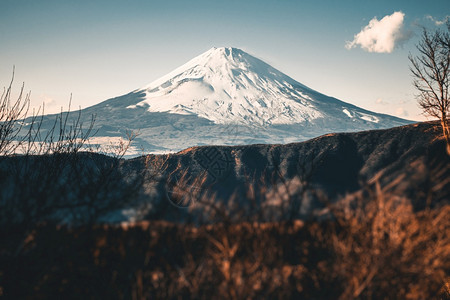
[133,47,325,125]
[25,47,411,154]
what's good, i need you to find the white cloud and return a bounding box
[29,95,62,116]
[395,107,409,117]
[375,98,387,105]
[425,15,450,26]
[42,95,56,107]
[346,11,406,53]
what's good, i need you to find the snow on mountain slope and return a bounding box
[130,47,321,125]
[22,47,412,155]
[130,47,397,127]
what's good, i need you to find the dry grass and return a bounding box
[1,188,448,299]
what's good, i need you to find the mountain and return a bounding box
[4,121,447,225]
[25,47,412,154]
[129,121,448,223]
[135,47,399,126]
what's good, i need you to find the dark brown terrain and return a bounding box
[0,121,449,299]
[140,121,449,222]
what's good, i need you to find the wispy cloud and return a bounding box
[395,107,409,117]
[346,11,407,53]
[29,95,62,116]
[375,98,388,105]
[425,15,450,26]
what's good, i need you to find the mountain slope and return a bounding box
[136,47,322,125]
[3,121,448,224]
[134,47,406,127]
[23,47,412,154]
[135,121,449,223]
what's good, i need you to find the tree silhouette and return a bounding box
[409,25,450,154]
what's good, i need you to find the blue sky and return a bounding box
[1,0,449,120]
